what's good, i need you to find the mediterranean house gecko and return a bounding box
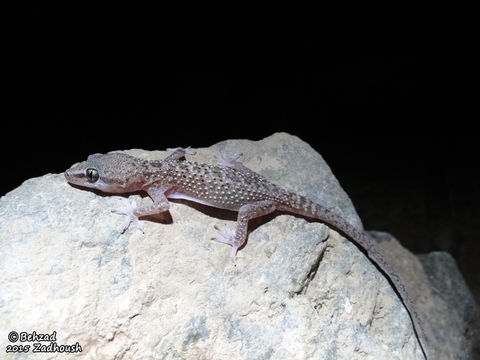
[64,147,429,359]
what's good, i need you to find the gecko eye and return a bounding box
[85,168,99,182]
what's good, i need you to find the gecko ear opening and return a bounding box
[85,168,99,182]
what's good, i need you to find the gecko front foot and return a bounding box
[112,198,145,233]
[166,146,196,155]
[212,224,240,263]
[216,152,244,168]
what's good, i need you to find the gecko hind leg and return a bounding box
[212,200,277,263]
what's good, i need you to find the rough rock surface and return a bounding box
[0,133,474,359]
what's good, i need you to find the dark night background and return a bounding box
[3,7,479,357]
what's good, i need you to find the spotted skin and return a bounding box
[64,148,428,359]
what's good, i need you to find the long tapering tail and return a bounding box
[277,193,429,359]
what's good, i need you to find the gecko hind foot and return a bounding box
[211,224,240,263]
[112,198,145,233]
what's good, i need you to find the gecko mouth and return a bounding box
[64,170,79,185]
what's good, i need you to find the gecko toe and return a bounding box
[212,224,236,246]
[230,247,239,264]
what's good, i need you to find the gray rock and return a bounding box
[0,133,474,359]
[418,251,476,359]
[371,231,476,360]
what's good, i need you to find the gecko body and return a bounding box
[64,147,428,358]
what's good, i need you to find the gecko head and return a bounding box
[64,152,143,193]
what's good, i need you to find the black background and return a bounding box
[4,7,479,354]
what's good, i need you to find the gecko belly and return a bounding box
[166,192,216,207]
[166,192,240,211]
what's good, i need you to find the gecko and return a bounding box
[64,146,429,359]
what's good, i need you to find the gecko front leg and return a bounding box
[213,200,277,262]
[165,146,196,161]
[113,185,172,233]
[216,151,263,178]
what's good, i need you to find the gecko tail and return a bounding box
[277,193,365,240]
[277,194,429,359]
